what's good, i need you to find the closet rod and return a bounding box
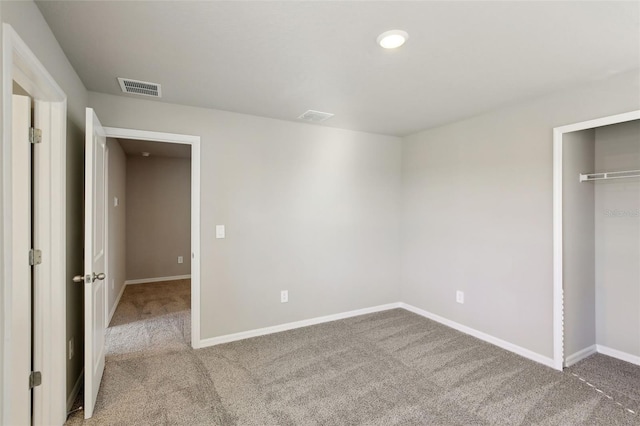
[580,169,640,182]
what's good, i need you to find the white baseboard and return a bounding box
[108,282,127,326]
[565,344,597,367]
[596,344,640,366]
[125,274,191,285]
[399,303,556,369]
[66,370,84,413]
[199,302,402,348]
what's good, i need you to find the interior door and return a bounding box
[84,108,107,418]
[10,94,32,425]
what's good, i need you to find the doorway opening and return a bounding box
[102,127,201,350]
[106,136,193,335]
[70,125,201,421]
[70,135,196,417]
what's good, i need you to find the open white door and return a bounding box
[83,108,107,418]
[9,94,32,425]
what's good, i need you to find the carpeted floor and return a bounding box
[66,281,640,425]
[567,353,640,418]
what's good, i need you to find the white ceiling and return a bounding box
[37,1,639,136]
[116,138,191,159]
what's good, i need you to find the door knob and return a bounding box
[73,273,105,283]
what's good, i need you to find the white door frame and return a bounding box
[105,144,111,326]
[1,24,68,425]
[102,126,202,348]
[552,109,640,371]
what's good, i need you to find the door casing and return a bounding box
[1,24,68,425]
[102,126,202,349]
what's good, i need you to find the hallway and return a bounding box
[107,280,191,357]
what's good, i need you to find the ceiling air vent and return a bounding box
[298,110,334,123]
[117,78,162,98]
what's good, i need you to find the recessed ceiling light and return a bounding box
[377,30,409,49]
[141,152,150,157]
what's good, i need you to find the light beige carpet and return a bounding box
[66,281,640,425]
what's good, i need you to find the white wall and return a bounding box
[562,129,596,360]
[89,91,403,340]
[126,155,191,281]
[1,0,88,404]
[595,120,640,357]
[106,138,127,322]
[401,70,640,359]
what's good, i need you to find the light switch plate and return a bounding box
[216,225,225,239]
[114,196,119,207]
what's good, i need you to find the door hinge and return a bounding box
[29,249,42,266]
[29,371,42,389]
[29,127,42,144]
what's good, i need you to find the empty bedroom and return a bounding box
[0,1,638,425]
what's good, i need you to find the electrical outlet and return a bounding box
[68,337,74,360]
[281,290,289,303]
[456,291,464,304]
[178,256,184,264]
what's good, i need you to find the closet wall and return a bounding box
[594,120,640,358]
[563,129,596,359]
[106,138,127,321]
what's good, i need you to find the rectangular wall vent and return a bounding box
[298,110,334,123]
[117,77,162,98]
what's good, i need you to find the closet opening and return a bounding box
[553,111,640,412]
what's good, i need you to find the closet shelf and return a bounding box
[580,169,640,182]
